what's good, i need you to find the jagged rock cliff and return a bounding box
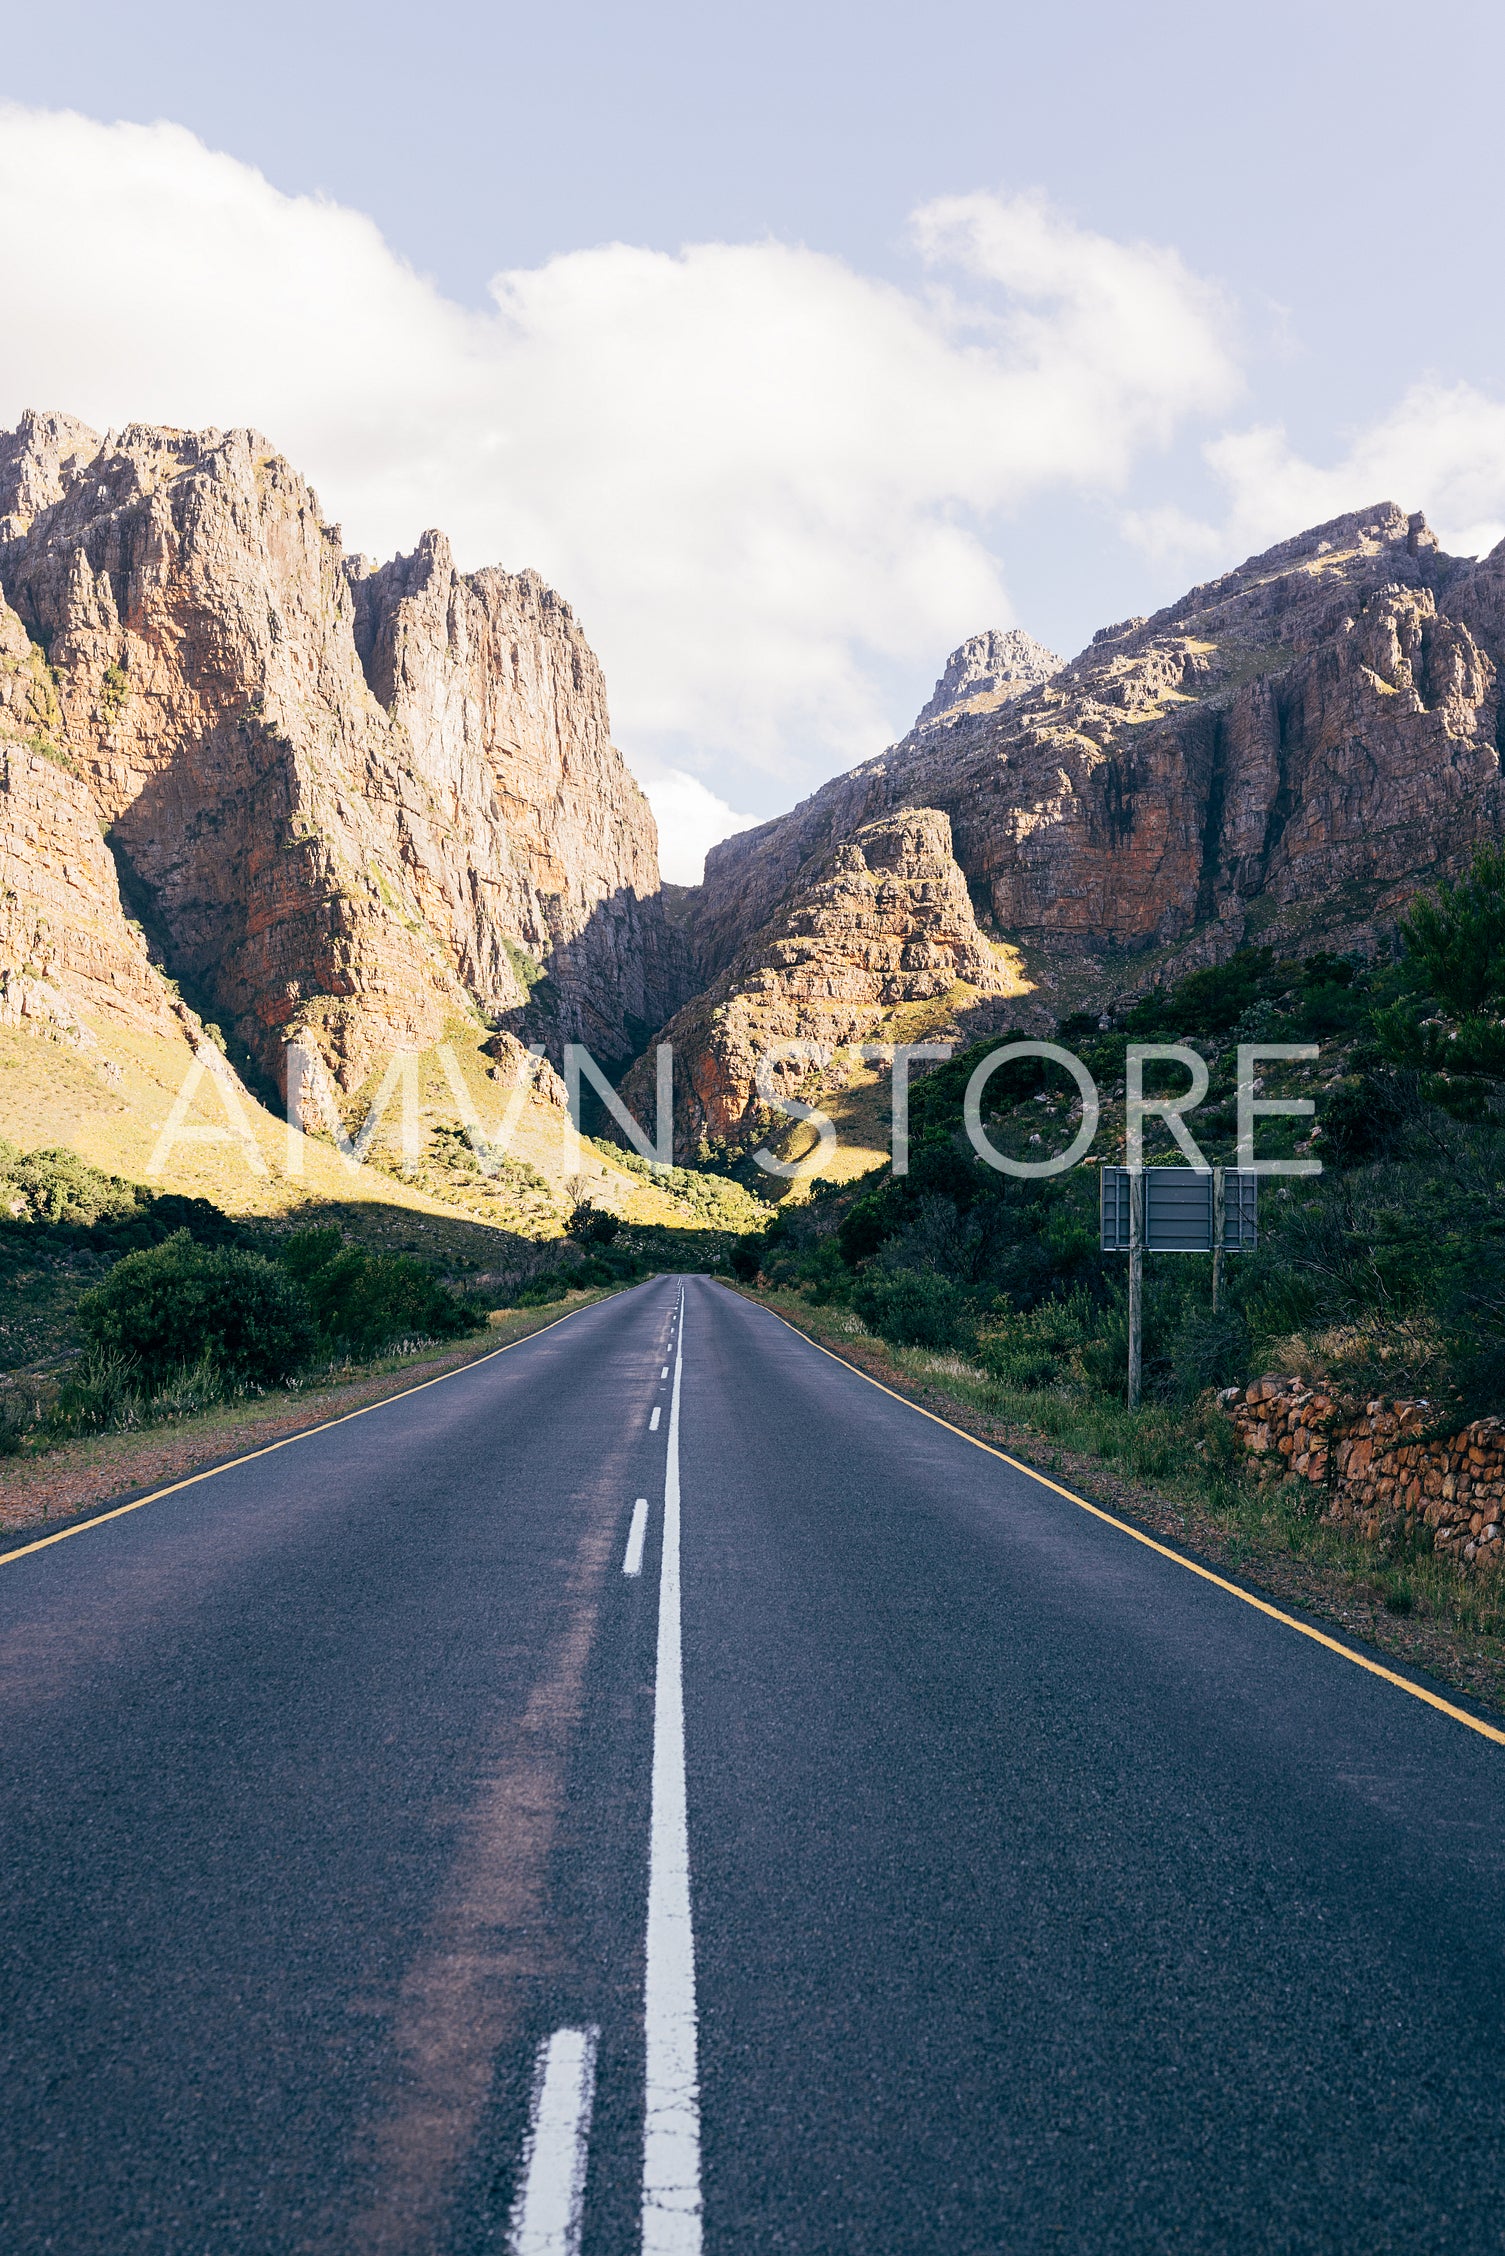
[913,627,1061,728]
[1,568,181,1044]
[9,420,1504,1179]
[693,508,1505,997]
[625,806,1021,1154]
[0,410,682,1089]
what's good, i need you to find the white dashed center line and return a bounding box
[642,1283,702,2254]
[623,1498,649,1577]
[507,2024,599,2256]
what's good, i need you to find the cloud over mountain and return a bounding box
[0,104,1240,868]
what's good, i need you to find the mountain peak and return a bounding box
[914,627,1062,729]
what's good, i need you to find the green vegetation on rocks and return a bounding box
[753,848,1505,1433]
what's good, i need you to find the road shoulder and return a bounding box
[0,1290,624,1541]
[722,1281,1505,1724]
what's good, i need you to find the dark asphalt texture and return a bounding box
[2,1274,1504,2253]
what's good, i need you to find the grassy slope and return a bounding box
[716,981,1021,1203]
[0,1017,763,1395]
[0,1020,717,1237]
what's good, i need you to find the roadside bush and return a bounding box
[977,1291,1100,1389]
[515,1272,569,1305]
[568,1256,617,1289]
[513,1256,616,1304]
[853,1267,972,1350]
[728,1234,763,1282]
[149,1349,232,1422]
[836,1192,888,1268]
[1167,1304,1250,1401]
[0,1389,38,1454]
[277,1228,476,1357]
[48,1346,147,1434]
[76,1232,316,1390]
[789,1237,851,1304]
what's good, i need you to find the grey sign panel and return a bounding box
[1100,1166,1132,1253]
[1149,1168,1218,1252]
[1099,1167,1257,1253]
[1222,1170,1258,1249]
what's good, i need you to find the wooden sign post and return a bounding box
[1101,1165,1257,1411]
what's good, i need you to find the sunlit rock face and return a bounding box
[691,508,1505,993]
[0,411,683,1088]
[6,409,1503,1148]
[624,805,1022,1154]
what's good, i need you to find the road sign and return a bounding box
[1100,1166,1257,1254]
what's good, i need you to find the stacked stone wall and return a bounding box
[1222,1378,1505,1567]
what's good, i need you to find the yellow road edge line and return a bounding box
[0,1293,618,1570]
[744,1289,1505,1750]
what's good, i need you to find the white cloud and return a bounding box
[1126,378,1505,577]
[0,105,1242,815]
[639,771,759,885]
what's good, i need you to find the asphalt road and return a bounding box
[3,1274,1505,2253]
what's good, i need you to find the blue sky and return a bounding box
[4,0,1505,874]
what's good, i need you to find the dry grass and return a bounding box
[0,1019,710,1242]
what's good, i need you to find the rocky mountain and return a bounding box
[0,410,683,1094]
[691,506,1505,1011]
[7,418,1505,1189]
[913,627,1061,728]
[624,806,1023,1154]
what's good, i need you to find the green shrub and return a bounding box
[0,1390,37,1454]
[789,1236,848,1308]
[1399,844,1505,1016]
[2,1146,142,1229]
[977,1291,1099,1389]
[853,1267,972,1350]
[1314,1072,1408,1166]
[77,1232,316,1389]
[515,1259,602,1302]
[1167,1304,1250,1401]
[48,1346,147,1435]
[0,1144,243,1254]
[515,1273,567,1305]
[1121,947,1276,1035]
[836,1193,888,1267]
[278,1228,475,1356]
[149,1349,229,1422]
[138,1193,247,1248]
[567,1199,621,1247]
[729,1234,763,1282]
[605,1144,764,1229]
[277,1226,345,1280]
[42,1343,238,1443]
